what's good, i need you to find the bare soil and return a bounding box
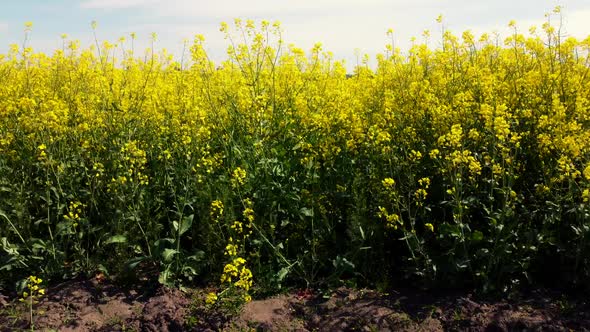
[1,276,589,331]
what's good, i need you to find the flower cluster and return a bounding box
[231,167,247,189]
[20,275,45,304]
[210,200,224,222]
[220,257,253,302]
[63,200,85,228]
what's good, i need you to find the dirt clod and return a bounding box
[1,280,590,331]
[138,287,189,332]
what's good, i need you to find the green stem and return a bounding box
[0,212,27,247]
[29,296,34,332]
[45,173,56,262]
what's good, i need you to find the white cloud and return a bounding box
[79,0,396,18]
[562,9,590,39]
[0,22,8,32]
[80,0,159,10]
[165,0,390,17]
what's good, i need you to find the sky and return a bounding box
[0,0,588,70]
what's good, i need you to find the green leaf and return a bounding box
[154,238,174,247]
[299,207,314,218]
[187,250,205,261]
[31,241,46,250]
[179,214,193,236]
[56,221,70,235]
[439,223,461,238]
[158,266,173,286]
[105,235,127,244]
[16,278,28,293]
[162,248,179,263]
[125,256,148,271]
[472,230,484,242]
[182,266,197,276]
[97,264,109,276]
[276,267,289,282]
[333,256,355,270]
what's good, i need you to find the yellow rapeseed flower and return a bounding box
[205,292,218,305]
[382,178,395,189]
